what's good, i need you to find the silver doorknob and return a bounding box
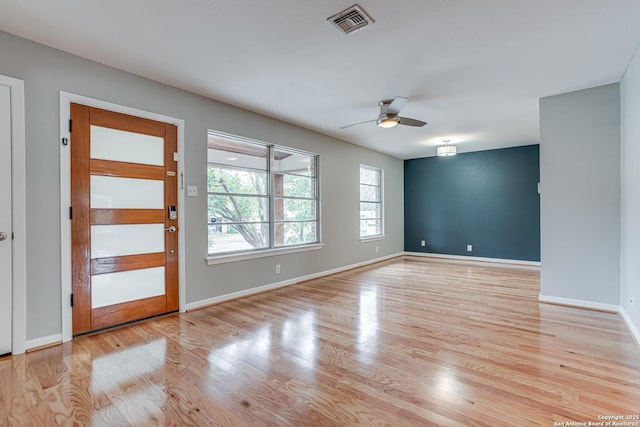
[165,226,177,233]
[0,232,7,241]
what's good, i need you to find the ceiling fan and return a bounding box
[340,97,427,129]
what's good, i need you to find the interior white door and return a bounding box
[0,84,12,355]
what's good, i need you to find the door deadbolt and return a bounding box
[165,226,177,233]
[0,232,7,241]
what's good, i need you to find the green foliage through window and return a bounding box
[207,131,319,255]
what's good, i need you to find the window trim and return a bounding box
[207,130,321,260]
[359,164,385,240]
[206,242,324,265]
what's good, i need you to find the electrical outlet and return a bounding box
[375,246,379,253]
[421,240,426,247]
[275,264,281,274]
[630,295,634,304]
[467,244,473,252]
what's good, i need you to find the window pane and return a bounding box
[208,136,268,169]
[360,184,380,202]
[207,130,320,255]
[208,167,267,195]
[274,221,317,247]
[360,219,381,237]
[209,223,269,253]
[91,176,164,209]
[208,195,269,223]
[91,125,164,166]
[273,149,315,176]
[91,224,164,258]
[92,267,165,309]
[274,174,315,198]
[360,202,381,220]
[360,165,383,238]
[360,167,380,185]
[274,198,316,221]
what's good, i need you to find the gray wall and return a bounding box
[620,46,640,333]
[404,145,540,261]
[539,84,620,304]
[0,31,404,341]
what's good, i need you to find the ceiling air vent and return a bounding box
[327,4,374,34]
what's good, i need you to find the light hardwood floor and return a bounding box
[1,257,639,426]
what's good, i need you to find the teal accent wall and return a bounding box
[404,145,540,261]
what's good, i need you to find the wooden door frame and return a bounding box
[59,92,186,343]
[0,74,26,355]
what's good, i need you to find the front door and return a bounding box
[0,84,12,354]
[70,104,179,335]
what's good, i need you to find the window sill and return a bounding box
[207,243,324,265]
[360,235,385,243]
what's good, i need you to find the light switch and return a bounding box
[187,186,198,197]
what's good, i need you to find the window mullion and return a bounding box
[268,145,275,250]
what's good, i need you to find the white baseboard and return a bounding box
[405,252,541,270]
[186,253,402,311]
[538,295,640,353]
[620,307,640,351]
[25,334,62,351]
[538,294,619,313]
[186,278,300,311]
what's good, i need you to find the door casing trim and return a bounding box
[59,92,186,343]
[1,74,26,354]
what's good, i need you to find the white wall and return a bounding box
[539,84,620,305]
[620,46,640,336]
[0,30,404,342]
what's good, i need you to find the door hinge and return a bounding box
[68,119,72,133]
[69,206,73,220]
[70,293,74,307]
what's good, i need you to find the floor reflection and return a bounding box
[91,338,167,393]
[85,338,168,425]
[205,310,319,372]
[280,311,316,370]
[207,325,272,374]
[357,285,379,364]
[434,367,460,398]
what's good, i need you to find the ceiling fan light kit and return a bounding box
[437,140,457,157]
[376,115,400,128]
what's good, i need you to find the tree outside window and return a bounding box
[207,132,319,255]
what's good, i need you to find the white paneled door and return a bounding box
[0,84,12,355]
[70,104,179,335]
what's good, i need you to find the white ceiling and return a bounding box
[1,1,639,159]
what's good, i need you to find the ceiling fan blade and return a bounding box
[339,119,377,129]
[386,97,408,115]
[398,116,427,127]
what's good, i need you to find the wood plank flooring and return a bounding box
[1,257,640,426]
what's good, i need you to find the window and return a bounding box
[207,131,319,256]
[360,165,383,238]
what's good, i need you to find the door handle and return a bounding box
[0,232,6,241]
[165,226,177,233]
